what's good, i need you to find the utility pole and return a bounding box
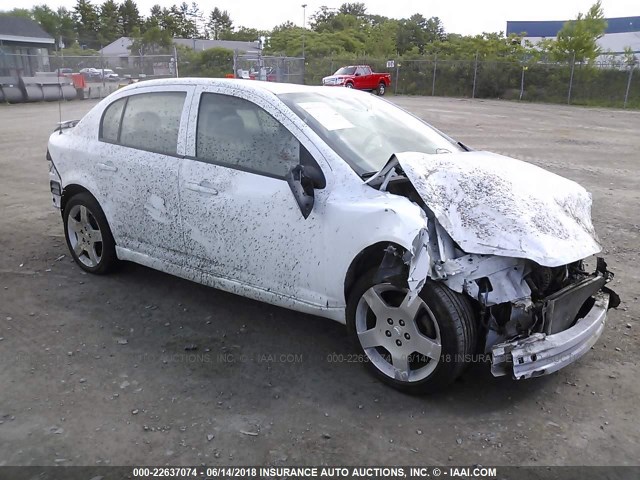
[173,45,179,78]
[567,51,576,105]
[301,4,307,59]
[472,51,479,99]
[301,3,307,85]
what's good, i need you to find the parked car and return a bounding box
[100,69,119,82]
[56,68,73,77]
[46,79,618,393]
[79,67,101,80]
[322,65,392,95]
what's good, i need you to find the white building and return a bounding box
[99,37,259,68]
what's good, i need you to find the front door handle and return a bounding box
[97,162,118,172]
[185,181,218,195]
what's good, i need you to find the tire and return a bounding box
[346,269,477,394]
[376,82,386,96]
[63,192,117,274]
[345,82,354,89]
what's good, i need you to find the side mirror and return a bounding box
[355,72,361,76]
[286,165,315,219]
[286,146,326,219]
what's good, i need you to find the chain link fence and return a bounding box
[233,54,304,84]
[1,50,638,108]
[306,56,639,108]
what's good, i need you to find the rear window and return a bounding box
[99,97,126,142]
[99,91,186,155]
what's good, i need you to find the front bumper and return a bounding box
[491,291,609,379]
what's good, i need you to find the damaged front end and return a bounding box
[489,259,620,379]
[366,152,619,380]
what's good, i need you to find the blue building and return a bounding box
[507,16,640,57]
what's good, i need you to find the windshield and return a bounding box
[279,90,463,175]
[334,66,356,75]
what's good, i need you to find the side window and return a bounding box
[119,91,186,155]
[196,93,299,178]
[100,97,126,142]
[355,66,367,76]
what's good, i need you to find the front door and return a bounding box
[179,89,330,306]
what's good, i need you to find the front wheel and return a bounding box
[346,270,477,394]
[345,82,354,89]
[376,82,386,96]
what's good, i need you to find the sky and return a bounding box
[0,0,637,35]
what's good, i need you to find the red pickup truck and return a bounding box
[322,65,392,95]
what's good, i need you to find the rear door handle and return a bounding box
[185,181,218,195]
[97,162,118,172]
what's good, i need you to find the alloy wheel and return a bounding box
[66,204,104,268]
[355,284,442,382]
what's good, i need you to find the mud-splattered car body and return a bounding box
[47,78,618,390]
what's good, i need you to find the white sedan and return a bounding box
[47,79,618,393]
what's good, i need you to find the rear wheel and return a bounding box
[63,192,117,274]
[346,269,477,394]
[376,82,386,96]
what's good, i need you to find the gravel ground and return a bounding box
[0,95,638,467]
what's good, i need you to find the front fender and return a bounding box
[323,187,429,309]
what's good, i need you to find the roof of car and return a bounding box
[121,78,334,97]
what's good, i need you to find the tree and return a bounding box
[0,8,32,18]
[208,7,232,40]
[144,4,162,29]
[129,25,173,55]
[222,26,266,42]
[31,5,58,38]
[186,2,206,38]
[164,3,198,38]
[552,1,607,63]
[363,18,398,57]
[179,47,233,76]
[623,46,638,67]
[119,0,141,37]
[73,0,100,48]
[309,6,338,32]
[424,16,445,43]
[338,2,367,17]
[396,14,445,55]
[98,0,121,45]
[57,7,77,47]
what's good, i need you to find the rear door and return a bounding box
[94,86,193,261]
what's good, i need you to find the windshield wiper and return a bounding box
[458,141,472,151]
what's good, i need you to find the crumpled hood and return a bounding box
[395,151,601,267]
